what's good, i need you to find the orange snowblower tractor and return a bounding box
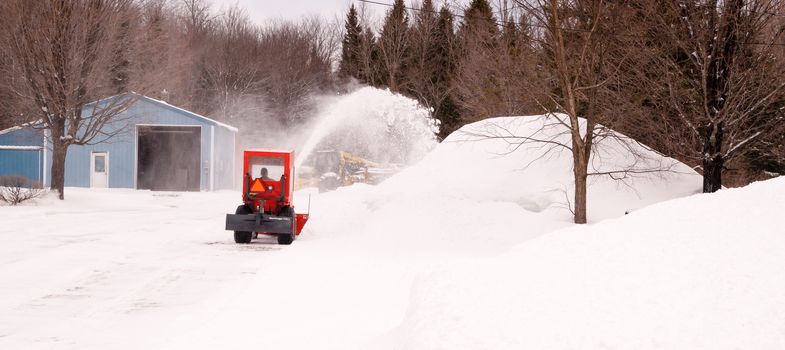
[225,150,308,244]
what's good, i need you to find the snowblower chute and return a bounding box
[225,150,308,244]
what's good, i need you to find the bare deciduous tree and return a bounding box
[505,0,644,223]
[0,0,144,200]
[201,5,264,123]
[629,0,785,193]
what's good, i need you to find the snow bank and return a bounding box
[392,177,785,350]
[380,115,701,223]
[299,115,702,256]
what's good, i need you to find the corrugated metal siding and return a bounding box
[0,127,44,185]
[63,101,137,188]
[0,149,42,184]
[0,127,43,147]
[63,138,135,188]
[64,98,211,189]
[213,124,237,190]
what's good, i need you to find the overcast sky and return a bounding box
[209,0,356,24]
[208,0,473,26]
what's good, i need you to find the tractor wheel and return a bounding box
[277,206,296,245]
[233,205,253,244]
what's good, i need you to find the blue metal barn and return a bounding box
[0,94,238,191]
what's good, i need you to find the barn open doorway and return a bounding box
[137,125,201,191]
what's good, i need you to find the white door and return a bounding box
[91,152,109,188]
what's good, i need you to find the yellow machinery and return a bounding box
[296,150,398,192]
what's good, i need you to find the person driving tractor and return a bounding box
[260,167,272,180]
[226,150,307,245]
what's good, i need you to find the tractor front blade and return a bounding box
[225,213,293,234]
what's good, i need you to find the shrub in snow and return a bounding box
[0,176,45,205]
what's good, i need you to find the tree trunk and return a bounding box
[573,153,588,224]
[388,69,397,92]
[49,122,68,200]
[703,154,723,193]
[701,122,724,193]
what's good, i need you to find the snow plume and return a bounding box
[224,87,438,168]
[222,94,305,151]
[295,87,439,167]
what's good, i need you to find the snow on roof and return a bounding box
[0,120,43,136]
[0,125,23,136]
[0,145,43,150]
[243,149,295,154]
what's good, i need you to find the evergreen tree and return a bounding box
[415,0,436,28]
[453,0,502,123]
[459,0,498,46]
[139,2,170,100]
[338,4,362,80]
[403,0,437,99]
[110,14,133,94]
[432,6,460,139]
[358,26,380,86]
[501,18,518,54]
[377,0,410,91]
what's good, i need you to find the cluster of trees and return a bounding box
[339,0,565,139]
[0,0,783,217]
[0,0,340,198]
[339,0,785,223]
[0,0,340,131]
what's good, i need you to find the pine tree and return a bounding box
[453,0,502,123]
[110,14,133,94]
[459,0,498,46]
[338,4,362,80]
[358,26,380,86]
[139,2,170,100]
[377,0,410,91]
[403,0,437,99]
[501,18,518,55]
[432,6,460,139]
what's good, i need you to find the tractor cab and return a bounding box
[225,150,308,244]
[245,152,290,213]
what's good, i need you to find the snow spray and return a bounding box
[295,87,439,167]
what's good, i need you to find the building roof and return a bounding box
[0,121,42,136]
[0,93,240,134]
[135,94,239,133]
[0,125,22,136]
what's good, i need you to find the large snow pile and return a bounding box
[391,176,785,349]
[381,115,701,223]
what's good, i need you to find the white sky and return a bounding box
[209,0,356,24]
[208,0,473,26]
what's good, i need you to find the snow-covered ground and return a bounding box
[2,115,782,349]
[391,176,785,350]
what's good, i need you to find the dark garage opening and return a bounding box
[137,125,201,191]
